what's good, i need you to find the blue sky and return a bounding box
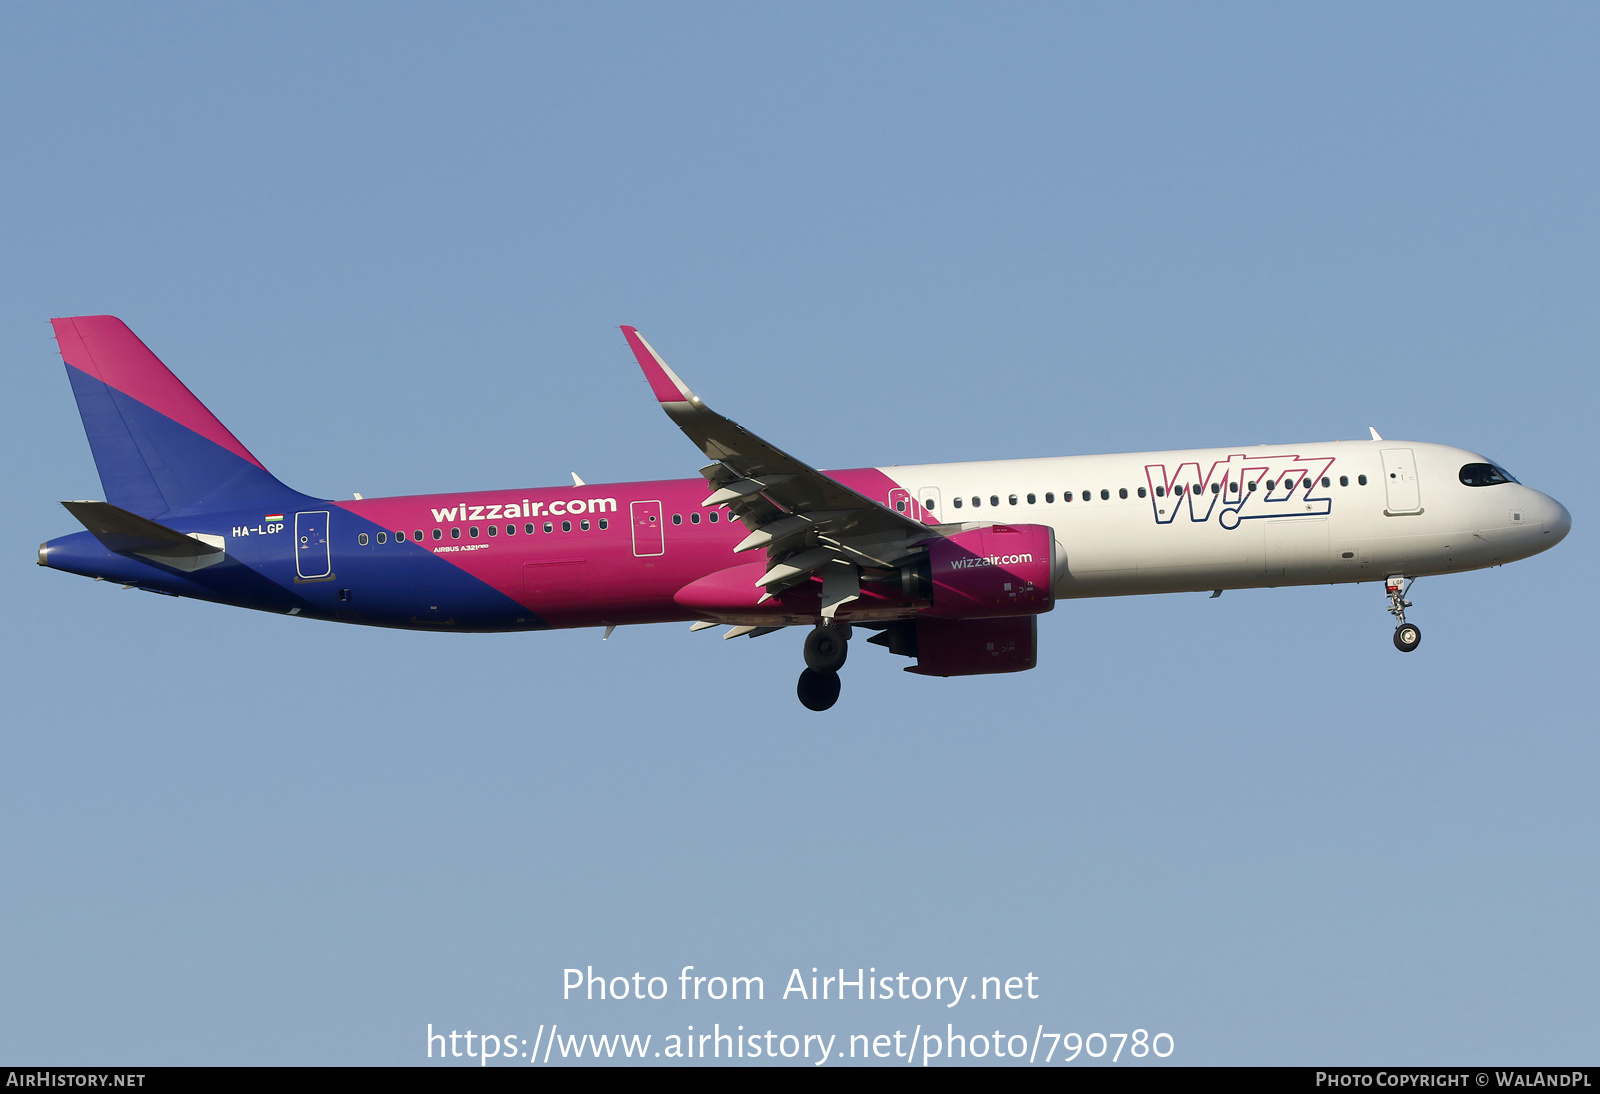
[1,3,1595,1065]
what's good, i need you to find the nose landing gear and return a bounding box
[797,623,849,710]
[1386,575,1421,652]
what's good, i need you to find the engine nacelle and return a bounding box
[893,615,1037,677]
[922,524,1055,619]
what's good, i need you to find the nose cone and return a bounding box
[1543,495,1572,545]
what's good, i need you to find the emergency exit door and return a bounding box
[631,500,664,556]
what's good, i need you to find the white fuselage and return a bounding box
[881,439,1569,598]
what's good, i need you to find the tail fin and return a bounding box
[51,316,305,518]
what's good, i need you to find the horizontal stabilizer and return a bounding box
[61,500,224,558]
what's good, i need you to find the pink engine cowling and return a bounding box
[922,524,1056,619]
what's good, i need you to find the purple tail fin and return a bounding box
[52,316,307,518]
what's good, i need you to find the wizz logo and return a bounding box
[1145,453,1335,530]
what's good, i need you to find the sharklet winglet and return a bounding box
[620,326,699,404]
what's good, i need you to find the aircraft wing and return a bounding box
[620,327,937,595]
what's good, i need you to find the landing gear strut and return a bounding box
[797,623,850,710]
[1386,575,1421,653]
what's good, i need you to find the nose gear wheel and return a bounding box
[1385,575,1421,652]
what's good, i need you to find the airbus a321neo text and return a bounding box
[39,317,1571,710]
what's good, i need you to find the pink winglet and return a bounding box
[51,316,267,470]
[620,326,697,404]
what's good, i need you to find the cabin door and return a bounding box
[1380,449,1423,514]
[295,511,332,579]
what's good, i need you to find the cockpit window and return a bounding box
[1459,462,1517,487]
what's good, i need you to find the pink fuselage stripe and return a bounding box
[52,316,268,471]
[335,467,918,626]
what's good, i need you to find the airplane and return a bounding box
[39,315,1571,711]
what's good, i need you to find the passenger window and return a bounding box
[1358,475,1368,486]
[1266,480,1276,490]
[377,532,387,544]
[469,526,479,538]
[543,522,553,533]
[1027,493,1036,504]
[396,531,406,542]
[1009,495,1018,506]
[581,519,590,531]
[1247,482,1257,492]
[709,512,719,523]
[1100,489,1110,500]
[896,499,906,512]
[673,513,683,524]
[924,498,936,510]
[1138,487,1147,498]
[450,528,461,540]
[487,525,497,537]
[691,512,701,524]
[1229,482,1238,492]
[1064,491,1074,502]
[990,496,999,507]
[599,518,609,530]
[1210,483,1219,495]
[1045,492,1054,503]
[1155,486,1165,498]
[953,497,963,509]
[505,524,515,535]
[1119,488,1128,499]
[525,523,535,534]
[1321,477,1331,488]
[972,497,981,507]
[1339,475,1349,487]
[433,528,443,540]
[561,520,571,532]
[358,533,369,545]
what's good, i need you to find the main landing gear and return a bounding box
[797,624,849,711]
[1386,574,1421,653]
